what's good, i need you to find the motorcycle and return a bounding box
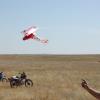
[0,75,8,82]
[9,72,33,88]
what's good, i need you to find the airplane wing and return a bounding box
[21,26,38,35]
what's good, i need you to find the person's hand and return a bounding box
[81,79,89,89]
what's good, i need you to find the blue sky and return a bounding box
[0,0,100,54]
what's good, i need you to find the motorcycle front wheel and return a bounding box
[25,79,33,87]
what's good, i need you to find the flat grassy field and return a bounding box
[0,55,100,100]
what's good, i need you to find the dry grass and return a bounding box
[0,54,100,100]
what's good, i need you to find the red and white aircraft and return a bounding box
[21,26,48,43]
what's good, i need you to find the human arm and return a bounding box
[81,79,100,100]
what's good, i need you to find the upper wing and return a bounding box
[27,26,38,34]
[21,26,38,35]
